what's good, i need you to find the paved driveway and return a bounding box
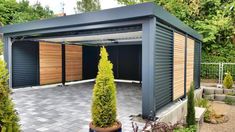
[12,82,142,132]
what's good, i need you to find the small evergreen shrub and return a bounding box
[0,60,20,132]
[223,71,233,89]
[186,83,196,127]
[91,46,117,127]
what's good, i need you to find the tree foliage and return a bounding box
[116,0,235,62]
[186,83,196,127]
[0,0,53,25]
[0,60,20,132]
[75,0,101,13]
[91,46,117,127]
[0,0,54,55]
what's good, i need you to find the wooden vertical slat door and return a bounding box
[40,42,62,85]
[173,33,185,100]
[186,37,195,92]
[65,45,82,82]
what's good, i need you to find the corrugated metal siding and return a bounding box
[12,41,39,88]
[194,41,201,89]
[155,24,173,110]
[82,45,142,81]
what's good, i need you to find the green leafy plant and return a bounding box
[223,71,233,89]
[174,125,197,132]
[91,46,117,127]
[195,98,211,122]
[224,96,235,105]
[0,60,20,131]
[186,83,196,127]
[226,92,235,96]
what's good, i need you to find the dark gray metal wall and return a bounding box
[83,45,142,81]
[155,24,173,110]
[194,41,201,89]
[12,41,39,88]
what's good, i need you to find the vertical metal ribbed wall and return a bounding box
[155,23,173,110]
[12,41,39,88]
[194,41,201,89]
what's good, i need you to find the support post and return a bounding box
[4,37,13,88]
[62,44,66,85]
[142,17,156,119]
[184,35,188,98]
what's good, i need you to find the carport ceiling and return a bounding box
[38,31,142,44]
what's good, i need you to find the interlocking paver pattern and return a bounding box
[12,82,142,132]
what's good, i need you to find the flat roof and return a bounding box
[0,2,202,41]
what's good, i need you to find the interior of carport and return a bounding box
[11,25,144,122]
[12,25,142,87]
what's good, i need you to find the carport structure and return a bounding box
[0,2,202,118]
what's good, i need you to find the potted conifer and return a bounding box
[89,46,122,132]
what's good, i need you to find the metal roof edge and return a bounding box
[0,2,156,34]
[153,4,203,41]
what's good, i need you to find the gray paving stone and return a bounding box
[12,82,142,132]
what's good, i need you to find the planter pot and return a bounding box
[203,88,215,95]
[203,94,214,100]
[89,121,122,132]
[215,89,223,94]
[214,94,226,101]
[223,89,233,94]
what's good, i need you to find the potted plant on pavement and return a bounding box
[89,46,122,132]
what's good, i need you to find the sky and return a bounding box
[17,0,122,15]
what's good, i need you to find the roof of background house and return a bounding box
[0,2,202,41]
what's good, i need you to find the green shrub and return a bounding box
[174,125,197,132]
[186,83,196,127]
[0,60,20,131]
[226,92,235,96]
[224,96,235,105]
[91,46,117,127]
[223,71,233,89]
[195,98,211,122]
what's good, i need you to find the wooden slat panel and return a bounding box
[173,33,185,100]
[40,42,62,85]
[65,45,82,81]
[186,37,195,92]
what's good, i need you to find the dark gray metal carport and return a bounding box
[0,2,202,119]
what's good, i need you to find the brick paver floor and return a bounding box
[12,82,142,132]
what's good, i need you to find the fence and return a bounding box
[201,63,235,84]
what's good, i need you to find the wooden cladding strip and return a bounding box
[40,42,62,85]
[173,33,185,100]
[186,37,195,92]
[65,45,83,82]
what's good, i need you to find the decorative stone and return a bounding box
[214,94,226,101]
[215,89,223,94]
[210,119,217,124]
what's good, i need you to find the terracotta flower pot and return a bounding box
[89,121,122,132]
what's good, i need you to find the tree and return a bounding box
[91,46,117,127]
[116,0,235,62]
[0,0,54,55]
[186,83,196,127]
[0,0,53,25]
[0,60,20,131]
[75,0,101,13]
